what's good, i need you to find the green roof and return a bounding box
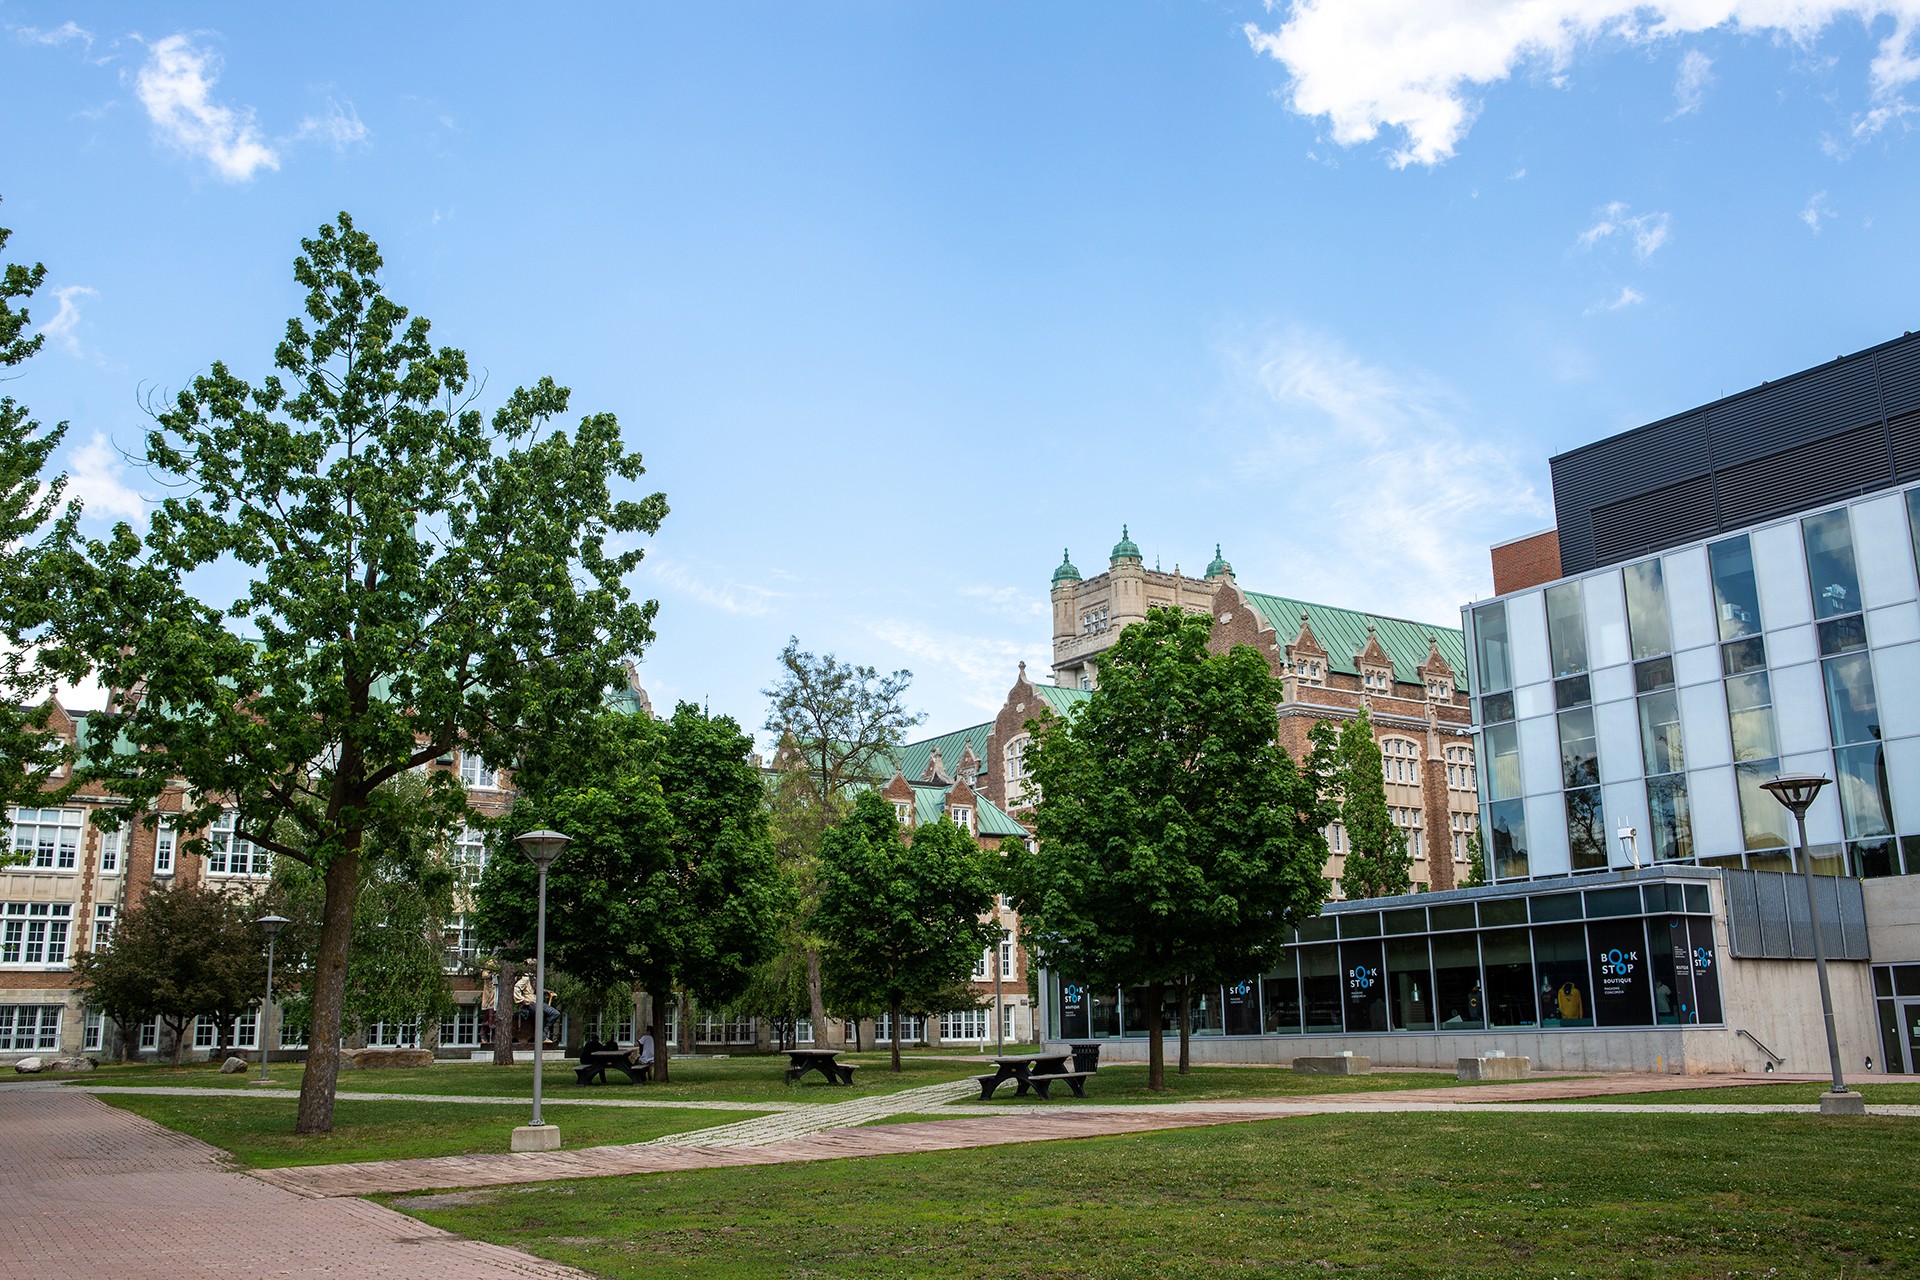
[1240,591,1465,684]
[1205,544,1232,578]
[1029,685,1089,718]
[1110,524,1140,561]
[904,782,1028,839]
[975,797,1029,838]
[1052,549,1081,584]
[895,722,992,784]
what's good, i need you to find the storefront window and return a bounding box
[1432,933,1484,1030]
[1708,535,1763,641]
[1474,602,1512,694]
[1589,918,1654,1027]
[1057,979,1090,1039]
[1300,945,1343,1033]
[1624,559,1672,661]
[1262,954,1302,1034]
[1090,986,1120,1038]
[1187,985,1224,1036]
[1545,581,1588,677]
[1481,928,1536,1028]
[1386,937,1434,1031]
[1533,924,1594,1027]
[1224,979,1259,1036]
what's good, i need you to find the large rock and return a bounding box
[220,1055,250,1074]
[11,1056,43,1074]
[341,1047,434,1070]
[46,1056,95,1074]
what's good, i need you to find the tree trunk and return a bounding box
[1144,980,1165,1091]
[889,994,902,1073]
[492,959,517,1066]
[1178,976,1192,1076]
[295,847,361,1134]
[167,1016,186,1066]
[651,988,671,1084]
[806,946,835,1048]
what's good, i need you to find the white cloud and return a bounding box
[864,618,1039,716]
[1578,201,1670,260]
[1244,2,1920,166]
[133,34,279,181]
[11,20,93,50]
[1214,328,1550,620]
[959,585,1049,620]
[38,285,98,357]
[1673,48,1715,114]
[66,432,147,521]
[644,557,785,617]
[1802,189,1837,231]
[1585,285,1647,314]
[295,99,369,150]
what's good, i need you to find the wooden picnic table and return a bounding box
[784,1048,857,1086]
[975,1051,1078,1100]
[573,1043,651,1086]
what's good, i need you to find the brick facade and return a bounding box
[1490,527,1562,595]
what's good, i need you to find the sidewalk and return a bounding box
[0,1090,592,1280]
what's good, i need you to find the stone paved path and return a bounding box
[0,1089,591,1280]
[641,1077,978,1147]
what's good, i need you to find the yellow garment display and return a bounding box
[1556,982,1585,1020]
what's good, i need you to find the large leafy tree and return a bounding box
[762,640,923,1042]
[47,214,666,1132]
[1005,608,1329,1091]
[815,792,998,1072]
[1326,711,1412,900]
[72,884,267,1064]
[0,202,78,820]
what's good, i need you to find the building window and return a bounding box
[1363,669,1390,692]
[999,930,1016,979]
[973,947,991,980]
[1426,678,1452,701]
[92,903,116,950]
[1623,558,1673,661]
[154,827,175,877]
[1444,746,1474,791]
[83,1008,104,1053]
[1472,602,1511,694]
[0,1005,61,1051]
[874,1013,924,1043]
[1487,799,1528,879]
[7,807,81,871]
[1,902,73,966]
[893,801,911,824]
[367,1018,421,1048]
[694,1013,755,1044]
[99,828,120,874]
[458,752,497,791]
[194,1013,258,1051]
[451,826,488,884]
[940,1007,989,1041]
[1544,580,1588,678]
[441,1004,483,1047]
[1449,811,1476,862]
[1804,508,1862,621]
[137,1016,158,1051]
[207,810,271,877]
[950,806,972,833]
[442,915,479,971]
[1381,738,1420,783]
[1079,674,1093,691]
[1709,535,1763,642]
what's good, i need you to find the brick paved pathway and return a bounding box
[0,1089,592,1279]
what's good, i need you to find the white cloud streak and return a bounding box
[1245,2,1920,166]
[11,20,93,50]
[1578,201,1671,260]
[1218,328,1550,620]
[1585,285,1647,313]
[133,35,279,181]
[295,99,369,150]
[644,557,786,617]
[1673,48,1715,114]
[66,432,147,521]
[38,285,98,357]
[864,618,1038,716]
[1802,189,1836,231]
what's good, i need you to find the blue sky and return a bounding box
[6,2,1919,742]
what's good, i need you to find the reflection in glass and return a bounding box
[1487,722,1523,800]
[1721,637,1767,675]
[1566,785,1608,870]
[1433,933,1485,1029]
[1735,760,1792,850]
[1818,614,1868,656]
[1481,691,1515,725]
[1803,508,1862,619]
[1834,742,1894,840]
[1634,656,1675,693]
[1647,774,1693,862]
[1480,928,1536,1027]
[1624,559,1672,660]
[1261,953,1302,1034]
[1822,651,1880,746]
[1488,798,1529,879]
[1090,986,1120,1037]
[1475,602,1512,693]
[1726,672,1777,761]
[1558,708,1599,788]
[1555,675,1591,709]
[1545,581,1588,677]
[1299,945,1343,1033]
[1852,838,1900,878]
[1638,689,1685,775]
[1386,937,1434,1031]
[1708,536,1762,640]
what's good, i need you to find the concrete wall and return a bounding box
[1865,876,1920,963]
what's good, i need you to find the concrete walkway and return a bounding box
[0,1089,591,1280]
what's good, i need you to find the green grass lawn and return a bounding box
[71,1053,975,1102]
[103,1093,751,1168]
[1545,1080,1920,1106]
[392,1110,1920,1279]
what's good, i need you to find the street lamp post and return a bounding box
[511,829,570,1152]
[252,915,289,1087]
[1760,774,1864,1116]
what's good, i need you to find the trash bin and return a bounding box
[1070,1043,1101,1073]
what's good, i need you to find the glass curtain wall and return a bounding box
[1476,601,1527,878]
[1627,559,1692,861]
[1710,535,1793,859]
[1805,509,1895,869]
[1548,582,1607,870]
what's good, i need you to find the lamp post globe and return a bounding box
[1761,774,1862,1115]
[511,829,570,1151]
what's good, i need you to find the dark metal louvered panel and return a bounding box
[1551,412,1712,575]
[1889,409,1920,480]
[1705,359,1884,469]
[1589,474,1718,566]
[1715,421,1894,527]
[1877,339,1920,419]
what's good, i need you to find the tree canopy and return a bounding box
[1005,608,1329,1090]
[815,791,998,1072]
[46,213,666,1132]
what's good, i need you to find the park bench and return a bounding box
[573,1041,651,1086]
[974,1051,1085,1100]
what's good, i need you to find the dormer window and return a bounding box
[1362,669,1391,693]
[950,806,972,833]
[1427,678,1452,701]
[894,800,911,824]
